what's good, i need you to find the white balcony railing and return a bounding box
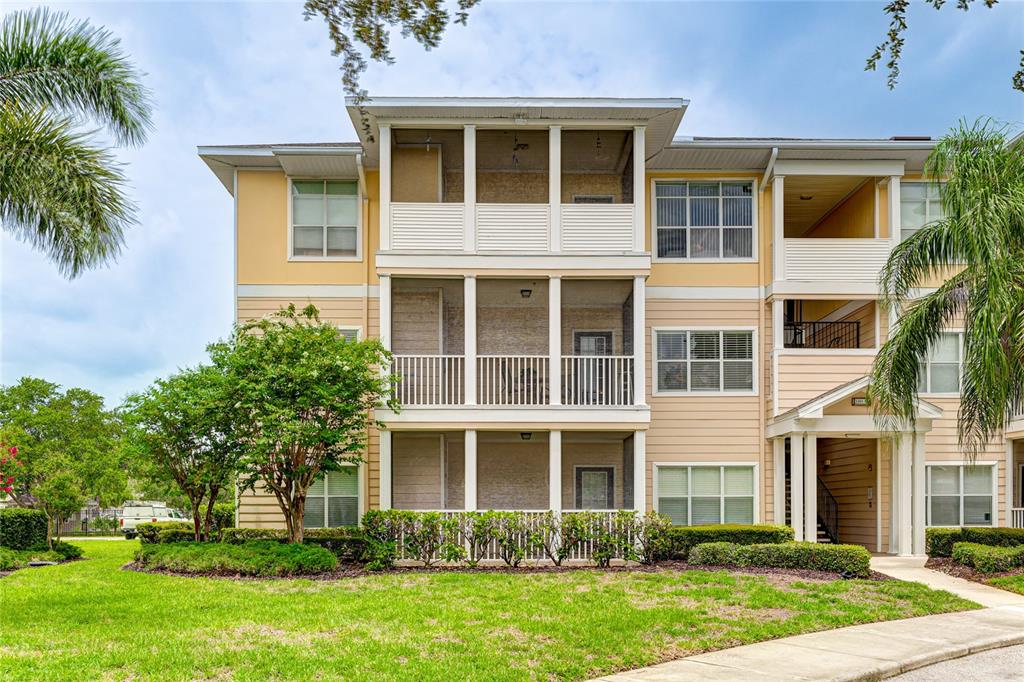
[390,203,465,251]
[392,355,464,406]
[560,204,634,252]
[476,204,550,251]
[1013,508,1024,529]
[782,238,891,282]
[477,355,549,406]
[562,356,634,406]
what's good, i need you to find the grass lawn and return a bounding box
[988,573,1024,595]
[0,540,976,681]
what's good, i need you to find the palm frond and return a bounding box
[0,7,152,146]
[0,106,134,277]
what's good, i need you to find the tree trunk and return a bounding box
[288,495,305,544]
[202,490,218,542]
[190,498,203,542]
[46,512,54,549]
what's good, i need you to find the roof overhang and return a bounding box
[649,138,936,174]
[197,145,363,194]
[347,96,689,167]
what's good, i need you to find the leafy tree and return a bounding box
[209,304,395,543]
[122,366,240,542]
[0,377,128,545]
[870,119,1024,454]
[866,0,1022,93]
[303,0,481,137]
[0,8,152,277]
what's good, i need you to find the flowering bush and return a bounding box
[0,442,24,499]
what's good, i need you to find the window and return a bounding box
[656,465,755,525]
[338,327,360,342]
[900,182,945,241]
[291,180,359,258]
[303,468,360,528]
[918,332,961,394]
[575,467,615,509]
[655,330,754,393]
[655,181,754,259]
[927,464,994,527]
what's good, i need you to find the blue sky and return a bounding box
[2,0,1022,405]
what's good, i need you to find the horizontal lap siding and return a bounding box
[237,488,285,529]
[776,353,875,412]
[645,299,762,512]
[817,438,878,551]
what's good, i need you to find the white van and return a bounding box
[120,503,190,538]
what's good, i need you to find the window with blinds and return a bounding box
[655,330,755,393]
[655,181,754,260]
[656,465,755,525]
[900,182,945,242]
[291,180,359,258]
[918,332,961,394]
[303,468,360,528]
[926,464,993,527]
[338,327,360,342]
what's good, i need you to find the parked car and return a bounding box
[120,504,190,538]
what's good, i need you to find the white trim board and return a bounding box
[237,284,380,298]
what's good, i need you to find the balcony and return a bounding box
[388,277,640,410]
[782,238,892,284]
[383,127,642,257]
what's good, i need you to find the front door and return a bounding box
[576,467,614,509]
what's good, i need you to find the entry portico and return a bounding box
[767,377,942,556]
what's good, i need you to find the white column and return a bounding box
[771,299,783,416]
[791,435,804,541]
[549,431,562,511]
[464,429,477,511]
[549,125,561,252]
[379,123,391,251]
[633,430,647,513]
[1007,439,1015,527]
[464,124,476,252]
[379,275,392,354]
[912,433,926,555]
[379,431,392,510]
[771,175,784,281]
[464,275,477,405]
[773,438,786,525]
[804,433,818,543]
[896,436,913,555]
[548,277,561,405]
[633,126,646,252]
[888,175,901,249]
[633,275,646,406]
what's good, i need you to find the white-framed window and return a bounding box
[918,332,962,395]
[900,181,945,241]
[654,329,755,394]
[291,180,359,259]
[338,326,361,342]
[654,180,754,260]
[303,467,360,528]
[926,463,995,527]
[655,464,756,525]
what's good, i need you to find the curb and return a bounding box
[857,631,1024,681]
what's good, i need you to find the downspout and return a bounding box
[758,148,776,523]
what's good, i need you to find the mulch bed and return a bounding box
[925,557,1024,584]
[124,559,889,583]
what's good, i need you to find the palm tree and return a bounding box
[0,8,152,277]
[870,120,1024,455]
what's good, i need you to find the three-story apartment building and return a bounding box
[200,97,1024,556]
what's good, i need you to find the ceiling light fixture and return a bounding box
[520,432,532,441]
[520,288,532,299]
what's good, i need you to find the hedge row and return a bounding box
[136,521,193,544]
[661,524,793,559]
[0,508,48,550]
[926,527,1024,557]
[689,541,872,577]
[0,540,83,571]
[951,542,1024,573]
[221,527,367,562]
[135,540,338,577]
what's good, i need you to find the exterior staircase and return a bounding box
[783,474,840,544]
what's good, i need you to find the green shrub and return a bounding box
[951,542,1024,573]
[157,528,196,544]
[220,526,367,563]
[211,503,235,535]
[0,508,48,550]
[926,527,1024,557]
[136,521,193,544]
[662,524,794,560]
[135,540,338,576]
[0,546,63,570]
[689,541,872,577]
[51,541,83,560]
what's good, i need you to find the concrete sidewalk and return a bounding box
[590,606,1024,681]
[870,556,1024,608]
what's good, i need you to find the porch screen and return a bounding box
[656,465,755,526]
[926,464,994,527]
[303,468,360,528]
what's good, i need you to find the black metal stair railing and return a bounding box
[784,320,861,349]
[817,476,840,544]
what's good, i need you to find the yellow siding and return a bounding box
[776,353,875,412]
[806,181,875,238]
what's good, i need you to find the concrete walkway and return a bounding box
[590,606,1024,681]
[870,556,1024,608]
